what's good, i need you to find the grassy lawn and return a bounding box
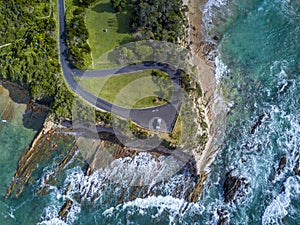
[77,70,173,108]
[85,0,133,69]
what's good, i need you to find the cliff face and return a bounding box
[0,82,30,124]
[0,82,49,130]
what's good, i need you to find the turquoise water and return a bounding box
[0,92,48,225]
[2,0,300,224]
[201,0,300,224]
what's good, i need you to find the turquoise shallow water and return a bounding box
[0,93,47,225]
[2,0,300,224]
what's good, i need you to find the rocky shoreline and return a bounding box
[185,0,227,201]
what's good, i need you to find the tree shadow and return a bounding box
[91,2,114,13]
[116,11,132,34]
[91,2,132,34]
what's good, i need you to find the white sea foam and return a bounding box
[65,152,189,194]
[38,198,81,225]
[269,60,290,94]
[63,152,196,202]
[158,173,195,197]
[262,176,300,225]
[35,150,201,224]
[37,176,82,225]
[215,56,229,83]
[38,205,65,225]
[203,0,228,23]
[103,195,204,221]
[202,0,228,38]
[122,195,186,211]
[37,218,68,225]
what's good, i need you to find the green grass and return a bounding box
[85,0,133,69]
[77,70,173,108]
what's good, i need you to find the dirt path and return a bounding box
[0,43,12,49]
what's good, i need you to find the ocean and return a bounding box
[1,0,300,224]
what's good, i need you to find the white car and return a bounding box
[155,118,162,130]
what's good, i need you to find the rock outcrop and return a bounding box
[223,171,248,203]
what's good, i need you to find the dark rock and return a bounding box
[277,156,287,174]
[223,172,242,203]
[223,171,248,203]
[251,113,266,134]
[294,167,300,176]
[293,157,300,176]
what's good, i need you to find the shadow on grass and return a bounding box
[91,2,132,34]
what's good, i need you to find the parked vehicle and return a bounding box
[155,118,162,130]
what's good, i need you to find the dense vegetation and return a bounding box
[111,0,127,12]
[110,0,188,42]
[0,0,112,122]
[130,0,188,43]
[65,0,97,69]
[0,0,75,118]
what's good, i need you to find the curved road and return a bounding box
[58,0,181,132]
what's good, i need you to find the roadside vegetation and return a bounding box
[64,0,97,69]
[77,70,173,108]
[0,0,115,123]
[0,0,75,119]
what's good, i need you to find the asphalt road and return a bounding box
[58,0,181,132]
